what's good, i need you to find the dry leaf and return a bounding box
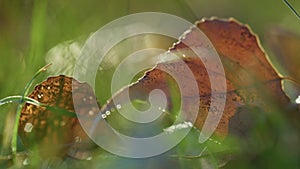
[102,18,290,138]
[19,75,99,159]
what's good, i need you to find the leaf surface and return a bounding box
[102,18,290,138]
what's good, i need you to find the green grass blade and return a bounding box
[0,96,41,107]
[283,0,300,20]
[12,63,51,155]
[28,0,48,66]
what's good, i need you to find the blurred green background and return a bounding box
[0,0,299,168]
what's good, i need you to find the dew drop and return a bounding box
[162,109,166,112]
[158,107,162,110]
[88,110,94,116]
[83,98,87,102]
[23,158,29,166]
[105,110,111,116]
[110,107,115,112]
[37,94,42,99]
[47,86,51,90]
[296,95,300,104]
[116,104,122,110]
[75,136,82,143]
[24,123,33,133]
[86,156,93,160]
[89,96,93,100]
[101,114,107,119]
[208,138,221,145]
[182,54,186,58]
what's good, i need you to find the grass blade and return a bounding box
[11,63,51,155]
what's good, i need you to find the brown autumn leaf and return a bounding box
[101,18,290,139]
[194,18,290,136]
[18,75,99,159]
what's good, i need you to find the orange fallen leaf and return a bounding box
[102,18,290,138]
[19,75,99,159]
